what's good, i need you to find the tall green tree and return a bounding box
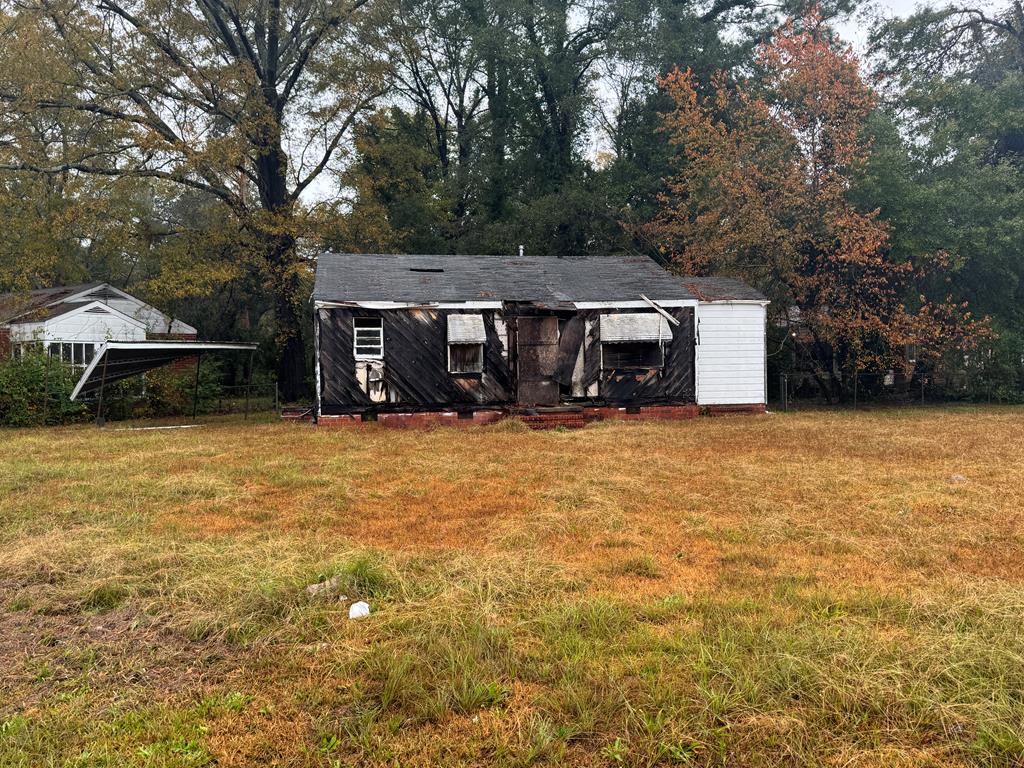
[0,0,387,399]
[866,1,1024,395]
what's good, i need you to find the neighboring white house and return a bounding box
[683,278,769,408]
[0,282,197,368]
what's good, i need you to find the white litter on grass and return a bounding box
[349,601,371,620]
[112,424,204,432]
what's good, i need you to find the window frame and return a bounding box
[600,340,665,371]
[42,341,96,368]
[352,317,384,360]
[447,342,485,375]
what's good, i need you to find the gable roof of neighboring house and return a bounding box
[0,282,197,334]
[314,253,698,306]
[0,282,103,324]
[11,299,148,329]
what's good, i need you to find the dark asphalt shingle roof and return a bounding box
[0,282,102,324]
[680,277,767,302]
[313,253,698,305]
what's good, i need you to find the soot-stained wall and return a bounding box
[317,305,696,412]
[318,307,513,413]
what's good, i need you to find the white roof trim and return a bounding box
[573,299,697,309]
[313,299,698,310]
[698,299,771,306]
[315,300,503,310]
[22,299,148,330]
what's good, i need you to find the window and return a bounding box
[447,314,486,374]
[599,312,669,370]
[45,341,95,368]
[602,342,663,369]
[353,318,383,359]
[449,343,484,373]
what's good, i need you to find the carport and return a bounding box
[70,340,259,425]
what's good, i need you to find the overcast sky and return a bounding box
[836,0,1005,54]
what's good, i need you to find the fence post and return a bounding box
[95,351,110,427]
[274,381,279,413]
[43,351,51,425]
[191,353,203,420]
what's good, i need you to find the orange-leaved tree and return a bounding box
[641,8,988,399]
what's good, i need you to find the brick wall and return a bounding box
[317,409,506,429]
[704,403,766,416]
[313,404,710,430]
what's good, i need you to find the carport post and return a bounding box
[95,351,110,427]
[244,349,254,420]
[192,352,203,420]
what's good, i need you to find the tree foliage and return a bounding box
[643,9,990,398]
[0,0,1020,401]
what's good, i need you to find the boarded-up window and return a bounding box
[602,342,663,369]
[449,343,484,373]
[353,317,384,359]
[447,314,486,374]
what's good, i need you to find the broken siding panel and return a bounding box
[552,315,585,386]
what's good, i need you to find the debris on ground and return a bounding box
[306,575,345,600]
[349,601,371,620]
[949,474,968,484]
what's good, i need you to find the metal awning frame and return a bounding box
[70,341,259,426]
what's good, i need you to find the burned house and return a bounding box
[313,253,767,425]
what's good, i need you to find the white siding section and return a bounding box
[77,288,196,335]
[696,303,766,405]
[9,304,146,343]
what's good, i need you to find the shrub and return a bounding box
[0,348,88,427]
[111,358,223,419]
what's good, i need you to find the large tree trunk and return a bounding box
[255,116,309,402]
[265,232,308,403]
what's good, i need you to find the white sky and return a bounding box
[836,0,1005,54]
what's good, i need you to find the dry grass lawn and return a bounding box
[2,407,1023,767]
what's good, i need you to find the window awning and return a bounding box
[70,341,257,401]
[447,314,487,343]
[600,313,671,342]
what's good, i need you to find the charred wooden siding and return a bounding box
[318,308,513,413]
[318,305,695,413]
[581,307,695,405]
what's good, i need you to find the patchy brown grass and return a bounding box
[2,406,1024,766]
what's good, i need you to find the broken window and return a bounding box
[353,317,384,359]
[447,314,486,374]
[449,343,484,373]
[599,312,669,370]
[602,342,664,369]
